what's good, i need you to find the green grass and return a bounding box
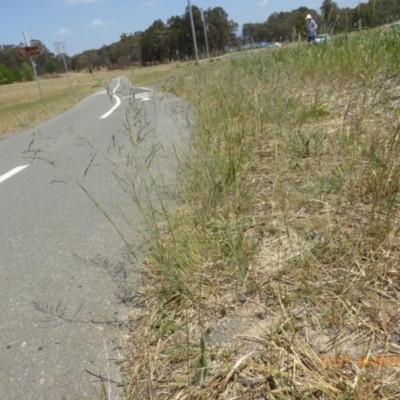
[122,27,400,399]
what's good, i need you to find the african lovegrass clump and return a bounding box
[125,28,400,399]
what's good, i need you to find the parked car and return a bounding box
[268,42,282,48]
[390,23,400,31]
[315,34,331,43]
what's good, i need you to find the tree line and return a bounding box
[0,0,398,85]
[243,0,399,43]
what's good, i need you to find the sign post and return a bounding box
[21,31,44,104]
[188,0,200,71]
[201,8,210,60]
[54,41,74,94]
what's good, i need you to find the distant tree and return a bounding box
[295,7,315,35]
[0,45,22,69]
[118,33,141,65]
[179,6,203,58]
[320,0,340,32]
[203,7,238,52]
[243,23,257,41]
[71,53,92,71]
[265,8,316,43]
[365,0,400,25]
[30,39,54,75]
[140,20,170,63]
[0,63,11,84]
[166,15,186,59]
[120,33,130,42]
[44,60,61,74]
[242,23,271,43]
[137,5,238,62]
[0,63,21,84]
[353,3,373,29]
[173,5,236,56]
[20,62,33,81]
[334,7,355,32]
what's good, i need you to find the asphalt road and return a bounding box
[0,76,191,399]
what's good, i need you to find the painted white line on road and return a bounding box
[137,87,153,92]
[122,92,152,101]
[113,78,121,93]
[0,165,29,184]
[94,77,120,99]
[137,95,151,100]
[135,93,151,102]
[99,77,123,119]
[99,94,122,119]
[135,93,152,99]
[99,78,157,118]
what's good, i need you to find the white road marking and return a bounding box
[99,78,122,119]
[113,79,121,93]
[94,78,124,97]
[136,87,153,92]
[99,79,154,118]
[0,165,29,184]
[122,92,152,102]
[134,93,152,101]
[99,95,122,119]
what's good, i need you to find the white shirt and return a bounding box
[307,19,318,37]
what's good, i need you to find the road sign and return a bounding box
[17,45,41,58]
[54,41,74,94]
[54,41,67,55]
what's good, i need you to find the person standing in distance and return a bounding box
[306,14,318,45]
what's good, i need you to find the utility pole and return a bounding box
[22,31,44,103]
[188,0,200,71]
[201,8,210,60]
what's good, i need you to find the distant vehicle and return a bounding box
[390,23,400,31]
[240,42,270,50]
[268,42,282,48]
[315,34,331,43]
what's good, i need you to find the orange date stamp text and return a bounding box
[319,355,400,368]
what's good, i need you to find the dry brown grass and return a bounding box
[126,97,400,399]
[120,30,400,400]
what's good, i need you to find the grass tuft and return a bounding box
[123,28,400,400]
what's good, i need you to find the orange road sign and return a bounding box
[17,45,41,58]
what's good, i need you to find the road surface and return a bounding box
[0,76,191,399]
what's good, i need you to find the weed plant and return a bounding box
[124,27,400,399]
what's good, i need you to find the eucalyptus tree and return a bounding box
[140,20,171,63]
[203,7,238,53]
[320,0,340,32]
